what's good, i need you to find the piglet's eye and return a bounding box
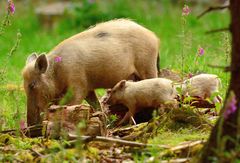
[107,89,111,94]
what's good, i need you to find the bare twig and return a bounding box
[207,64,230,72]
[131,116,137,125]
[13,158,24,163]
[68,134,169,149]
[170,140,206,153]
[161,158,191,163]
[30,148,43,157]
[205,28,229,34]
[0,124,43,137]
[197,5,229,19]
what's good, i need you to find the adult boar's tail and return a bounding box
[157,52,160,77]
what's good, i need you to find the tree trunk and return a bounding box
[200,0,240,162]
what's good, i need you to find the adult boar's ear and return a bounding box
[35,54,48,74]
[119,80,126,89]
[26,52,38,64]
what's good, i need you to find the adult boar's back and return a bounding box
[22,19,160,126]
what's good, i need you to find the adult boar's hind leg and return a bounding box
[86,91,101,111]
[140,68,158,79]
[138,57,158,79]
[127,73,141,81]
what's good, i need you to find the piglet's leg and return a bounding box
[117,106,136,126]
[117,111,131,126]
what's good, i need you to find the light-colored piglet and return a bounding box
[180,74,222,103]
[105,78,178,125]
[22,19,160,126]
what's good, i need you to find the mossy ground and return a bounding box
[0,0,229,161]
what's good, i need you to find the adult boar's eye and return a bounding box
[28,82,36,90]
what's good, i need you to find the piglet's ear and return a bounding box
[35,54,48,74]
[26,52,38,64]
[119,80,126,89]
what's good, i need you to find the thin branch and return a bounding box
[30,148,44,157]
[131,116,137,125]
[170,140,206,151]
[197,5,229,19]
[68,134,169,149]
[207,64,230,72]
[0,124,43,137]
[205,27,229,34]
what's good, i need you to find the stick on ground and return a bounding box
[68,134,170,149]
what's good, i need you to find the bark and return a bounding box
[200,0,240,162]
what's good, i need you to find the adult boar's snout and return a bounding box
[27,96,41,126]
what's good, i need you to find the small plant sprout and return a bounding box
[107,114,118,128]
[59,89,73,105]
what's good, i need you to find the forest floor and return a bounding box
[0,0,230,162]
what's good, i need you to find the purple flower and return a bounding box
[7,0,15,14]
[198,47,204,56]
[188,73,193,79]
[54,56,62,63]
[19,120,26,130]
[224,93,237,119]
[182,5,191,16]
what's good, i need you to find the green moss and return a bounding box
[0,134,14,145]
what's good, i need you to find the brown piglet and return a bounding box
[105,78,178,126]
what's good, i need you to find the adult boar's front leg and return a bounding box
[69,86,100,110]
[68,85,87,106]
[86,91,101,111]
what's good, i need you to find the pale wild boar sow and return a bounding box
[22,19,160,126]
[105,78,178,126]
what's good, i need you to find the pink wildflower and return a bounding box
[7,0,15,14]
[224,92,237,120]
[182,5,191,16]
[188,73,193,79]
[54,56,62,63]
[19,120,26,130]
[198,47,204,56]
